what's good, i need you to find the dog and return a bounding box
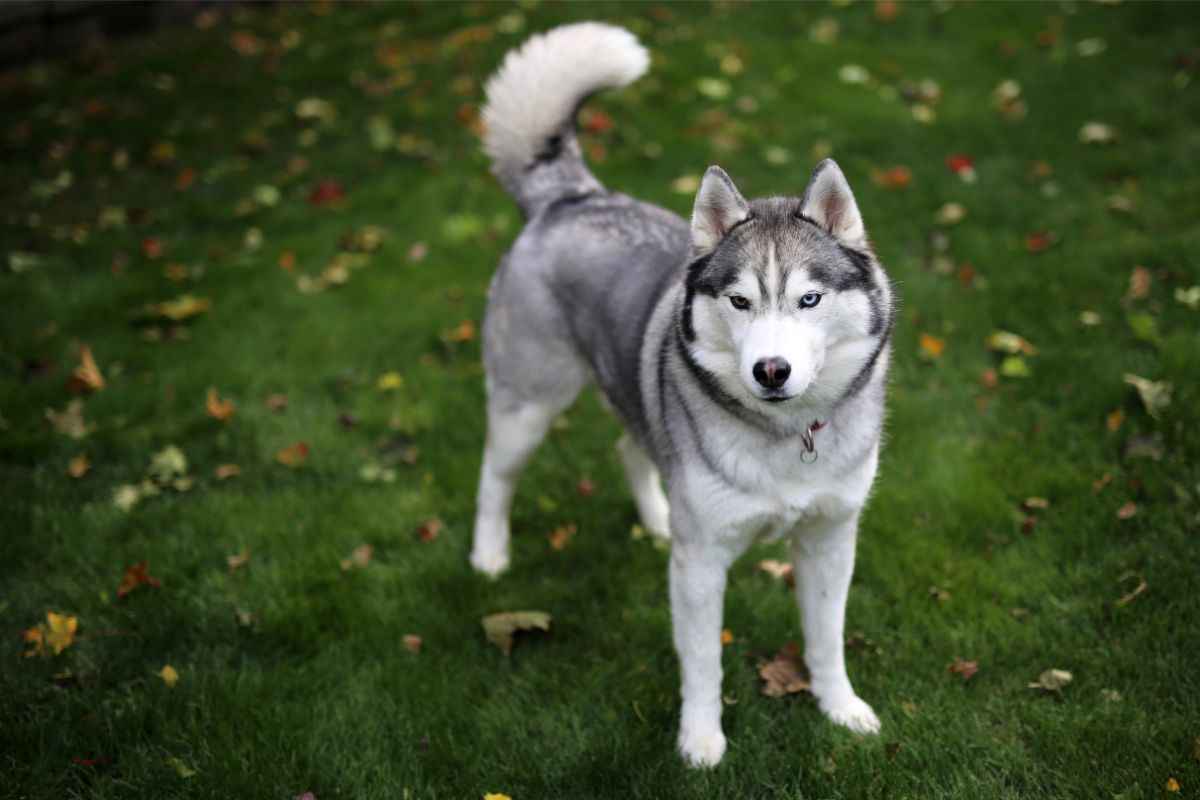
[470,22,895,767]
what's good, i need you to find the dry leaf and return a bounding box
[68,453,90,478]
[206,387,236,422]
[340,544,374,571]
[158,664,180,687]
[985,330,1038,356]
[403,634,422,654]
[484,794,513,800]
[117,561,162,598]
[547,523,577,551]
[441,320,476,343]
[226,548,250,572]
[1106,409,1125,432]
[757,559,795,585]
[68,345,105,393]
[947,658,978,681]
[1115,501,1138,520]
[1079,121,1116,144]
[1024,231,1056,253]
[1125,266,1151,301]
[576,477,595,497]
[1023,497,1050,510]
[934,202,966,226]
[46,399,93,439]
[758,642,811,697]
[1028,668,1072,691]
[214,463,241,480]
[276,442,309,467]
[1123,374,1172,419]
[265,393,288,412]
[919,333,945,359]
[481,610,552,656]
[1114,573,1147,607]
[1166,778,1181,793]
[871,166,912,190]
[720,629,734,646]
[416,518,443,543]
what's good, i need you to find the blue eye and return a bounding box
[800,292,822,309]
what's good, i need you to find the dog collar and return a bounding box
[800,420,825,464]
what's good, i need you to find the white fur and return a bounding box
[482,23,648,185]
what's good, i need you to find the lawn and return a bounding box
[2,2,1199,798]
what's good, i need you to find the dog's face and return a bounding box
[683,161,893,415]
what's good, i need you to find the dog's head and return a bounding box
[681,160,893,415]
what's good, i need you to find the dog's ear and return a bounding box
[799,159,868,249]
[690,166,750,256]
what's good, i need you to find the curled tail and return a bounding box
[481,22,649,216]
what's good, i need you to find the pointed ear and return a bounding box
[690,166,750,256]
[799,159,868,249]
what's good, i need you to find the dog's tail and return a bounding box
[482,22,648,217]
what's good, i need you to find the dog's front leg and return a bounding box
[791,512,881,734]
[670,543,732,767]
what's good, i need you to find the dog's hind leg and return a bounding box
[617,434,671,539]
[470,386,579,577]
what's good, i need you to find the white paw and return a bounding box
[678,727,726,768]
[819,694,881,735]
[469,547,510,578]
[640,500,671,540]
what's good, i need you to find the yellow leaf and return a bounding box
[158,664,180,687]
[206,387,236,422]
[484,795,513,800]
[45,612,78,655]
[1166,778,1180,793]
[376,372,404,391]
[919,333,945,359]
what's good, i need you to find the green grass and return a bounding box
[2,2,1199,798]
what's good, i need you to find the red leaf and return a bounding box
[117,561,161,598]
[945,154,974,174]
[308,180,346,207]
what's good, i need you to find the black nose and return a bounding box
[753,357,791,389]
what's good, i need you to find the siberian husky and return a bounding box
[470,22,895,767]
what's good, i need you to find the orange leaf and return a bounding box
[117,561,161,599]
[1105,408,1124,432]
[68,453,91,478]
[720,629,734,646]
[547,523,577,551]
[919,333,945,359]
[68,345,105,393]
[206,387,236,422]
[870,165,912,190]
[416,518,443,543]
[275,442,309,467]
[403,634,423,654]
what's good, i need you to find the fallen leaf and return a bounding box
[1106,408,1125,432]
[308,179,346,206]
[205,387,236,422]
[226,549,250,572]
[1125,266,1151,301]
[934,202,966,225]
[758,642,811,697]
[1115,572,1147,607]
[919,333,945,359]
[875,0,900,22]
[377,372,404,391]
[721,629,734,646]
[1093,473,1112,493]
[871,165,912,189]
[1079,121,1117,144]
[757,559,794,585]
[265,393,288,412]
[441,320,476,343]
[576,477,596,497]
[157,665,179,687]
[403,634,422,654]
[23,612,79,657]
[1115,501,1137,520]
[1023,497,1050,510]
[1123,374,1172,419]
[165,756,197,779]
[214,463,241,480]
[809,17,839,44]
[46,400,93,439]
[142,294,211,322]
[417,518,443,543]
[1175,286,1200,310]
[945,153,976,181]
[1028,668,1072,691]
[483,794,512,800]
[117,561,161,598]
[947,658,979,681]
[1166,778,1180,793]
[999,356,1030,378]
[986,330,1038,356]
[68,345,105,393]
[547,523,577,551]
[276,442,310,467]
[340,544,374,571]
[1079,310,1102,326]
[407,242,428,262]
[1024,231,1056,253]
[481,610,552,656]
[148,445,188,485]
[839,64,871,85]
[696,77,731,100]
[671,174,701,194]
[980,369,999,390]
[141,237,165,259]
[68,453,90,478]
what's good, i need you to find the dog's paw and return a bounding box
[819,694,881,735]
[469,548,510,578]
[678,727,726,768]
